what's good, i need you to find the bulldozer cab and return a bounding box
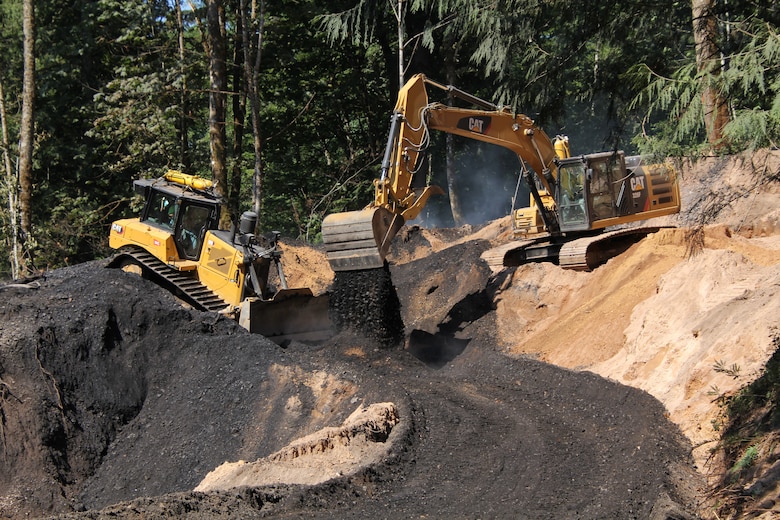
[176,203,216,260]
[143,189,177,231]
[135,179,220,261]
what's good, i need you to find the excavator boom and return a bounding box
[322,73,680,274]
[321,74,558,272]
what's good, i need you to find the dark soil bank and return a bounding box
[0,259,702,519]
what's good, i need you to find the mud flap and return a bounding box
[238,289,333,344]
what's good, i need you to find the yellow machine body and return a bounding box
[108,175,332,343]
[321,73,681,272]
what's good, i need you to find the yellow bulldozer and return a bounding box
[321,74,681,272]
[107,171,331,344]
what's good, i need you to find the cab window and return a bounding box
[176,204,212,259]
[588,160,614,220]
[144,191,177,231]
[557,162,588,229]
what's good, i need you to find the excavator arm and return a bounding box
[322,73,564,272]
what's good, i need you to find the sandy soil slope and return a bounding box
[491,151,780,476]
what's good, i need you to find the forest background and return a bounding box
[0,0,777,279]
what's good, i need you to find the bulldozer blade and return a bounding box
[238,289,333,344]
[321,207,405,271]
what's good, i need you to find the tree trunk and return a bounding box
[691,0,729,147]
[229,12,246,224]
[0,81,21,279]
[18,0,35,273]
[175,0,190,170]
[396,0,405,87]
[444,55,465,225]
[206,0,229,228]
[241,0,265,224]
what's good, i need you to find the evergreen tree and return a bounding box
[0,0,23,278]
[632,1,780,154]
[254,1,390,239]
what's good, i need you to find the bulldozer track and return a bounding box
[109,246,230,313]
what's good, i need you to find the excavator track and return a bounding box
[481,227,670,272]
[558,226,667,271]
[480,238,549,273]
[108,246,230,312]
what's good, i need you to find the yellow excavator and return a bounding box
[107,171,332,344]
[321,73,680,272]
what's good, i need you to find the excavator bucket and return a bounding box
[321,207,405,271]
[238,289,333,345]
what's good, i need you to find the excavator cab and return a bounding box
[556,158,589,232]
[556,151,681,233]
[556,152,636,232]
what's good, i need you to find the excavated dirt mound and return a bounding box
[194,402,401,490]
[0,259,701,519]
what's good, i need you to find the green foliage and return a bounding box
[726,336,780,429]
[708,336,780,487]
[714,359,743,380]
[632,16,780,155]
[317,0,695,156]
[2,0,779,272]
[0,0,207,273]
[728,444,758,479]
[20,0,120,271]
[461,1,692,145]
[86,0,208,179]
[35,194,124,268]
[704,335,780,501]
[0,0,23,85]
[721,23,780,150]
[253,1,390,239]
[315,0,383,47]
[90,72,185,177]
